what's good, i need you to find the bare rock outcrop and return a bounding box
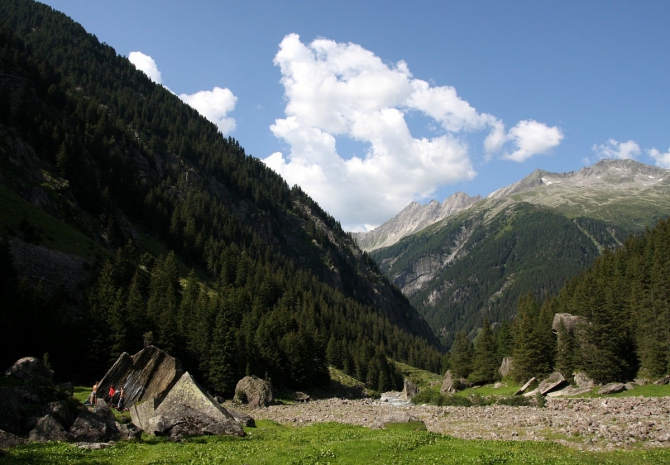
[234,376,274,408]
[98,346,184,408]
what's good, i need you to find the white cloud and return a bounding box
[264,34,562,230]
[502,120,564,162]
[129,51,162,84]
[127,51,238,136]
[592,139,641,160]
[649,147,670,168]
[179,87,237,135]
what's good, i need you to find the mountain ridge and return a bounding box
[365,158,670,347]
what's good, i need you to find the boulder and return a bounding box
[537,372,568,396]
[132,372,244,439]
[116,422,142,441]
[98,346,183,409]
[227,408,256,427]
[498,357,512,379]
[68,402,119,443]
[515,377,537,396]
[372,412,424,429]
[0,429,27,449]
[440,370,468,394]
[573,371,596,389]
[43,400,77,430]
[293,391,310,403]
[4,357,54,381]
[654,375,670,385]
[28,415,68,442]
[234,376,274,408]
[401,379,418,401]
[551,313,586,334]
[0,388,24,435]
[635,378,649,386]
[598,382,627,395]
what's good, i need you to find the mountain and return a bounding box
[352,192,481,250]
[0,0,442,392]
[363,159,670,347]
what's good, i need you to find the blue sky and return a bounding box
[42,0,670,231]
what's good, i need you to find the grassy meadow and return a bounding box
[3,420,670,465]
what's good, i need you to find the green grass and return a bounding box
[394,361,442,390]
[455,382,521,397]
[574,383,670,399]
[2,421,669,464]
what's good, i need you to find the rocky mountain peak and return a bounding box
[353,192,481,251]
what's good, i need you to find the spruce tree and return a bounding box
[450,331,473,379]
[468,318,499,385]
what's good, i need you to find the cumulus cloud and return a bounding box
[592,139,641,160]
[502,120,564,162]
[179,88,237,135]
[263,34,562,230]
[649,147,670,168]
[128,51,237,135]
[129,51,162,84]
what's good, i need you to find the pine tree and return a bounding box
[468,318,499,385]
[510,293,548,383]
[450,331,473,379]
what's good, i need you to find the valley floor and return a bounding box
[233,395,670,451]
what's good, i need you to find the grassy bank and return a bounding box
[2,421,669,465]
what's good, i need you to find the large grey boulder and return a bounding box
[0,429,28,449]
[234,376,274,408]
[498,357,512,379]
[440,370,468,394]
[68,402,119,443]
[573,371,596,389]
[515,377,537,396]
[227,408,256,427]
[401,379,419,401]
[4,357,54,381]
[131,372,244,440]
[537,372,568,395]
[98,346,183,408]
[372,412,425,429]
[44,400,77,430]
[598,382,627,395]
[29,415,68,442]
[551,313,586,334]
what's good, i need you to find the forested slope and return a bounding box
[373,201,635,348]
[0,0,442,394]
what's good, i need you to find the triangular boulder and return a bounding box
[98,346,183,408]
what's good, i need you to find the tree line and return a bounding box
[446,217,670,385]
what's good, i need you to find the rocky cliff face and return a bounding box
[353,192,481,251]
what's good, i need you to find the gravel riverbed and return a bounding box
[233,395,670,451]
